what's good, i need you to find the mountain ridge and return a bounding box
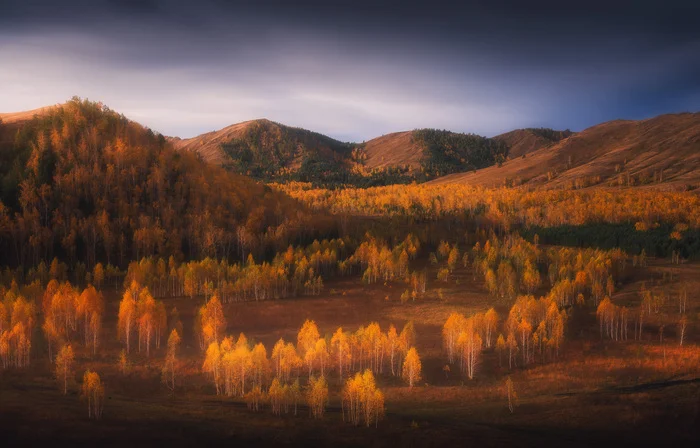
[4,101,698,190]
[429,112,700,190]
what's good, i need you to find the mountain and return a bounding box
[494,128,574,159]
[174,121,510,185]
[0,106,55,124]
[0,106,56,147]
[170,119,355,183]
[360,131,424,169]
[429,112,700,189]
[0,99,331,267]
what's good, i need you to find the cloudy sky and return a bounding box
[1,0,699,141]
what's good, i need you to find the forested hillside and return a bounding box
[412,129,509,177]
[173,121,511,186]
[0,99,332,269]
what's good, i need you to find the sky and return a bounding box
[1,0,699,142]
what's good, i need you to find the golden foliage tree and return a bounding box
[342,369,385,427]
[55,343,74,395]
[81,370,105,419]
[402,347,422,388]
[306,375,329,419]
[162,329,181,391]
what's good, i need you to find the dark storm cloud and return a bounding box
[1,0,699,140]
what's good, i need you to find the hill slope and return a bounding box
[0,100,329,267]
[174,121,510,184]
[356,129,510,177]
[430,113,700,189]
[494,128,574,159]
[361,131,424,169]
[171,119,354,182]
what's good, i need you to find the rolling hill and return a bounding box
[430,112,700,190]
[361,131,424,169]
[6,102,697,191]
[494,128,574,159]
[0,99,332,267]
[173,121,510,184]
[170,119,355,182]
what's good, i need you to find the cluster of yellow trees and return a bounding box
[199,309,421,423]
[0,286,34,369]
[122,239,347,302]
[274,182,700,230]
[444,295,568,375]
[1,275,107,418]
[121,234,428,303]
[596,282,689,345]
[342,370,385,427]
[1,278,107,370]
[343,234,420,285]
[430,240,463,283]
[201,310,421,384]
[0,258,120,293]
[42,280,104,360]
[53,343,105,419]
[117,281,167,356]
[443,309,499,379]
[468,234,626,308]
[0,99,327,270]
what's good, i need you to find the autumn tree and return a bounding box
[81,370,105,419]
[269,378,284,415]
[55,343,74,395]
[505,376,517,413]
[199,295,226,349]
[342,369,385,427]
[162,329,181,391]
[250,342,270,388]
[306,375,329,419]
[402,347,422,388]
[483,308,499,348]
[331,327,350,381]
[244,385,265,412]
[117,281,140,353]
[297,319,320,360]
[443,312,465,364]
[203,341,222,395]
[77,285,103,355]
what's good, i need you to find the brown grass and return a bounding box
[431,112,700,190]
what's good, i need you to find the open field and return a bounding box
[2,258,699,446]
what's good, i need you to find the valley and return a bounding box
[0,99,698,446]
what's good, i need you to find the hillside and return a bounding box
[494,128,574,159]
[171,119,355,182]
[0,106,56,147]
[0,99,330,267]
[361,131,424,169]
[430,113,700,190]
[355,129,510,178]
[174,121,510,184]
[0,105,55,124]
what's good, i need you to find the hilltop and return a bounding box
[173,120,509,185]
[5,102,698,191]
[0,99,331,267]
[494,128,574,159]
[170,119,356,183]
[430,113,700,190]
